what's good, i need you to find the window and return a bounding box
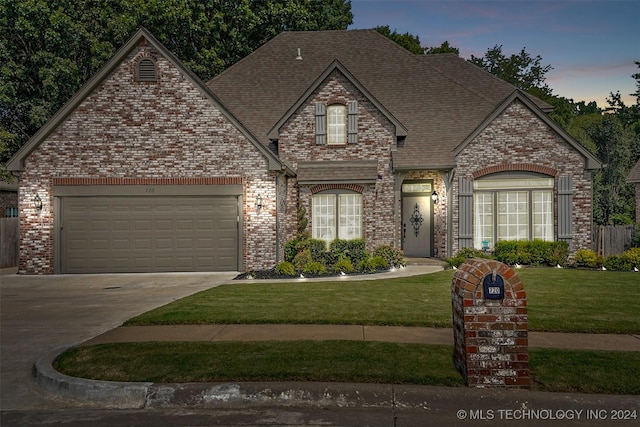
[327,104,347,145]
[312,192,362,243]
[136,58,157,82]
[5,207,18,217]
[473,174,553,250]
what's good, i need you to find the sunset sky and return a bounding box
[349,0,639,108]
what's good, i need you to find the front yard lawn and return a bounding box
[56,268,640,395]
[126,269,640,334]
[55,341,640,394]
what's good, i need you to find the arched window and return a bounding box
[327,104,347,145]
[136,58,157,82]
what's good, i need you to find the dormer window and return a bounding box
[315,101,358,145]
[136,58,157,82]
[327,104,347,145]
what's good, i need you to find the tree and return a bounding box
[0,0,353,169]
[374,25,424,54]
[589,114,637,225]
[469,45,553,97]
[425,41,459,55]
[632,61,640,105]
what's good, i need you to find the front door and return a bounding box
[402,181,433,257]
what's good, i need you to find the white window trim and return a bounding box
[473,175,554,250]
[327,104,347,145]
[312,192,362,243]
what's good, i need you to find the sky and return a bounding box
[349,0,639,108]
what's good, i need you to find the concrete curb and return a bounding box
[34,346,152,409]
[33,346,403,409]
[31,345,640,413]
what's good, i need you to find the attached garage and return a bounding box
[54,185,242,274]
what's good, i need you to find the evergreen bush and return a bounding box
[373,245,405,267]
[446,247,491,268]
[574,249,599,268]
[274,261,296,276]
[333,255,354,273]
[302,261,327,275]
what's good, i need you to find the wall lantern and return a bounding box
[34,194,43,211]
[256,194,263,211]
[431,191,439,205]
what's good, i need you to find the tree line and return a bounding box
[2,1,638,224]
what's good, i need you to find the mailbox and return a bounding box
[483,272,504,300]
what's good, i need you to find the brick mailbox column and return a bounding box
[451,258,530,389]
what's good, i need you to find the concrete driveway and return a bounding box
[0,267,237,410]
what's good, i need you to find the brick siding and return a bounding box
[277,71,397,252]
[17,42,277,274]
[454,99,594,255]
[452,258,529,389]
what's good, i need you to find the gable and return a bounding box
[627,159,640,183]
[455,91,601,170]
[267,60,407,141]
[7,28,286,173]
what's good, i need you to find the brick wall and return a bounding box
[18,41,277,274]
[454,99,594,255]
[277,71,398,252]
[452,258,529,389]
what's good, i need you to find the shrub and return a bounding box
[346,239,368,265]
[574,249,598,268]
[622,247,640,268]
[603,255,633,272]
[446,248,491,269]
[302,261,327,275]
[494,241,520,265]
[328,239,349,265]
[309,239,328,264]
[284,238,299,263]
[549,241,570,267]
[333,255,354,273]
[293,249,312,272]
[357,255,388,273]
[274,261,296,276]
[494,240,569,266]
[329,239,368,266]
[373,245,405,267]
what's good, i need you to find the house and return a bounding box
[628,158,640,223]
[6,28,601,274]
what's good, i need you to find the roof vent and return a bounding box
[296,48,302,60]
[136,58,157,82]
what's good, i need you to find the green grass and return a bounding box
[62,268,640,395]
[55,342,640,394]
[529,348,640,395]
[56,341,464,386]
[126,269,640,334]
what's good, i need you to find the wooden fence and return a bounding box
[0,217,19,268]
[593,225,636,257]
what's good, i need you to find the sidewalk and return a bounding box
[82,323,640,352]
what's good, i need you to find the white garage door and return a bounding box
[60,196,238,273]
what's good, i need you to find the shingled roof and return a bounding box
[627,158,640,183]
[207,30,551,169]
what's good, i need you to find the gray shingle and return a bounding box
[207,30,550,169]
